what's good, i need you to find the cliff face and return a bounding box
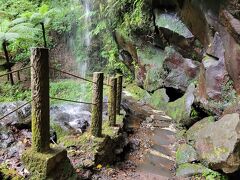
[116,0,240,116]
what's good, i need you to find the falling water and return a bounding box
[79,0,91,78]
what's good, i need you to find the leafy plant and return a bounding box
[0,15,37,85]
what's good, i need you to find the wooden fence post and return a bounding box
[91,72,104,137]
[31,48,50,152]
[108,77,117,126]
[116,75,123,115]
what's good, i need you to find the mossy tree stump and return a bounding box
[91,72,104,137]
[31,48,50,152]
[116,75,123,115]
[108,77,117,126]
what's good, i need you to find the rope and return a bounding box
[0,100,32,121]
[50,97,94,105]
[49,67,111,87]
[0,66,31,78]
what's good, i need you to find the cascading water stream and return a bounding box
[79,0,91,79]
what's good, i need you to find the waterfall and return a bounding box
[79,0,91,78]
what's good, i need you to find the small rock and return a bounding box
[176,144,198,165]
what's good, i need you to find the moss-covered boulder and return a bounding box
[176,163,224,179]
[195,113,240,173]
[176,144,198,165]
[166,84,195,126]
[136,46,166,92]
[125,83,151,102]
[186,116,215,143]
[149,88,169,110]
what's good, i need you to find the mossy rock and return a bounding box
[176,144,198,165]
[166,94,190,124]
[166,84,195,126]
[176,163,225,179]
[186,116,215,143]
[21,147,76,180]
[137,46,166,92]
[149,88,169,110]
[125,83,151,102]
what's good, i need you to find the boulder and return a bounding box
[164,47,200,92]
[197,32,226,101]
[166,83,195,126]
[149,88,169,110]
[176,163,223,178]
[195,113,240,173]
[0,102,31,128]
[136,46,166,92]
[124,84,151,102]
[50,104,92,134]
[186,116,215,143]
[176,144,198,165]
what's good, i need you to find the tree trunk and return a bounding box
[40,22,47,48]
[2,41,14,85]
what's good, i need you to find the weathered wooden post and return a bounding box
[116,75,123,115]
[108,77,117,126]
[91,72,104,137]
[22,48,75,179]
[31,48,50,152]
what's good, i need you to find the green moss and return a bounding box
[0,163,23,180]
[22,147,73,179]
[125,83,151,101]
[166,94,190,125]
[149,89,169,110]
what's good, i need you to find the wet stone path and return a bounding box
[92,93,179,180]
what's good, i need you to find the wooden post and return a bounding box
[31,48,50,152]
[108,77,117,126]
[116,75,123,115]
[90,72,104,137]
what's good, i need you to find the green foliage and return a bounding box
[49,80,93,104]
[202,169,227,180]
[0,83,31,102]
[0,163,23,180]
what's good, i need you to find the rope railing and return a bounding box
[50,97,94,105]
[0,66,31,78]
[0,48,123,178]
[49,66,111,87]
[0,99,33,121]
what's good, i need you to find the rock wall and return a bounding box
[115,0,240,177]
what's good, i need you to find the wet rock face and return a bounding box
[50,104,93,133]
[164,47,200,92]
[195,113,240,173]
[0,102,31,128]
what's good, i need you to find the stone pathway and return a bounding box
[93,94,179,180]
